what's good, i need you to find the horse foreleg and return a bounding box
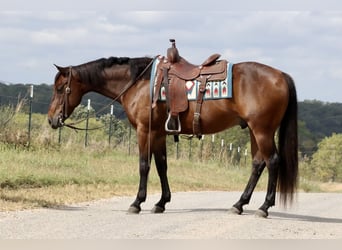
[128,128,152,214]
[128,153,151,214]
[151,140,171,213]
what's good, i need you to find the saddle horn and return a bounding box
[169,39,176,47]
[167,39,180,63]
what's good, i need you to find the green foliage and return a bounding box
[298,120,318,156]
[0,82,125,117]
[69,104,95,120]
[99,114,128,144]
[310,133,342,182]
[2,82,342,143]
[0,83,29,106]
[298,100,342,157]
[298,100,342,138]
[215,127,250,165]
[1,85,342,183]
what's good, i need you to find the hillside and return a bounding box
[1,82,342,154]
[0,82,125,119]
[298,100,342,138]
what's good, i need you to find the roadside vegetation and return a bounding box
[0,104,341,211]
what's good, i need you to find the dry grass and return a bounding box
[0,144,340,212]
[319,182,342,192]
[0,144,264,211]
[0,184,136,211]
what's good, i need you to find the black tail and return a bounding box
[278,73,298,205]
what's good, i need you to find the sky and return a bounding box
[1,0,342,102]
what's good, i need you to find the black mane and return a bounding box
[74,57,153,86]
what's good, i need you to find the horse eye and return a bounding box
[56,85,64,93]
[56,81,68,93]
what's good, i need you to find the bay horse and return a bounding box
[48,55,298,217]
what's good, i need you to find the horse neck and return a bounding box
[76,57,152,105]
[83,65,133,103]
[97,59,152,104]
[100,77,133,104]
[119,79,151,124]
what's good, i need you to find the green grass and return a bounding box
[0,130,340,211]
[1,110,341,211]
[0,143,267,210]
[0,146,135,188]
[0,145,256,190]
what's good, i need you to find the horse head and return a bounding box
[48,65,87,129]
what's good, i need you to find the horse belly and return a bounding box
[179,100,241,134]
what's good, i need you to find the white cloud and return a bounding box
[0,27,28,42]
[38,11,94,22]
[223,48,274,64]
[329,67,342,82]
[92,17,138,33]
[20,58,40,69]
[0,10,342,102]
[124,11,166,24]
[30,30,64,45]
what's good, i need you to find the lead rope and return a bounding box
[148,76,153,169]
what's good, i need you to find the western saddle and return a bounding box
[152,39,228,139]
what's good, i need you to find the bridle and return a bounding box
[57,66,72,126]
[56,57,157,130]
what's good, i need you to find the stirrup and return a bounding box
[165,113,181,134]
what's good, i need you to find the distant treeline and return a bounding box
[0,82,126,119]
[1,82,342,144]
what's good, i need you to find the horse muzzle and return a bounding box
[48,113,64,129]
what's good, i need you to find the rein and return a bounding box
[61,57,156,131]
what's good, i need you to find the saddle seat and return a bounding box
[167,42,222,80]
[169,54,221,80]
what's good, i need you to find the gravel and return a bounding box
[0,191,341,239]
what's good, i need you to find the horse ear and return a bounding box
[54,64,63,71]
[54,64,69,75]
[54,64,78,80]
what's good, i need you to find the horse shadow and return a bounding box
[157,208,342,224]
[11,196,336,224]
[266,211,342,223]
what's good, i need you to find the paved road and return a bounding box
[0,191,341,239]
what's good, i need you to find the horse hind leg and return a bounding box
[231,129,278,218]
[231,158,266,215]
[255,152,279,218]
[231,130,266,214]
[252,131,279,218]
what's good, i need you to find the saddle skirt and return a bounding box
[150,56,233,103]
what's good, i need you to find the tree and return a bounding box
[298,100,342,139]
[311,133,342,182]
[298,120,317,157]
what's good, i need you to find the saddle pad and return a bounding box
[150,56,233,101]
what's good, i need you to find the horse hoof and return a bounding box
[127,206,141,214]
[254,209,268,218]
[229,206,242,215]
[151,205,165,213]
